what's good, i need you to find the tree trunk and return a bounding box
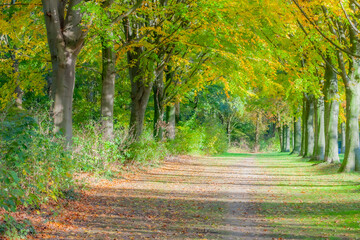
[14,86,23,109]
[271,122,277,138]
[300,96,307,156]
[278,122,283,152]
[313,98,319,158]
[341,122,346,153]
[254,112,261,152]
[153,68,165,140]
[283,124,290,152]
[166,104,176,140]
[128,47,153,140]
[339,83,360,172]
[292,117,302,154]
[304,95,315,158]
[100,41,116,141]
[282,124,285,152]
[314,97,325,161]
[52,52,77,145]
[337,3,360,171]
[175,102,180,124]
[227,120,231,146]
[42,0,87,146]
[10,52,23,109]
[324,59,339,163]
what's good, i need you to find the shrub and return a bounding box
[169,119,228,155]
[260,135,281,152]
[203,120,228,154]
[169,125,205,154]
[0,214,36,239]
[0,111,73,212]
[72,122,127,174]
[125,130,169,164]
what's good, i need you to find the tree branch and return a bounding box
[293,0,360,58]
[340,0,360,34]
[112,0,143,24]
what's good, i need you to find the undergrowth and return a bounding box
[0,110,229,239]
[169,118,228,155]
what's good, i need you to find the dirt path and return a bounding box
[36,154,272,239]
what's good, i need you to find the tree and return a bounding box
[292,0,360,171]
[41,0,89,145]
[323,57,339,163]
[304,94,315,158]
[292,117,302,154]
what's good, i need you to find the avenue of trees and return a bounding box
[2,0,360,236]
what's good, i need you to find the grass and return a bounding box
[214,152,255,158]
[256,152,360,239]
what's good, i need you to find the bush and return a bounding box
[0,111,73,212]
[125,130,169,164]
[73,125,168,171]
[260,135,281,152]
[0,214,36,239]
[169,124,205,154]
[169,119,228,155]
[203,120,228,154]
[72,122,127,174]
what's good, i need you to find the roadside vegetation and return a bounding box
[257,153,360,239]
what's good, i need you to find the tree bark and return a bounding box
[282,124,290,152]
[341,122,346,153]
[339,83,360,172]
[175,102,180,124]
[99,0,117,141]
[338,1,360,171]
[313,97,325,161]
[278,122,283,152]
[292,117,302,154]
[100,41,116,141]
[324,58,339,163]
[42,0,87,146]
[303,94,315,158]
[9,51,23,109]
[166,104,176,140]
[227,120,232,146]
[254,112,261,152]
[300,96,307,156]
[153,68,165,140]
[127,47,153,140]
[52,51,78,145]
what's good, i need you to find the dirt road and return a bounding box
[37,154,273,239]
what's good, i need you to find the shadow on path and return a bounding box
[36,153,358,239]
